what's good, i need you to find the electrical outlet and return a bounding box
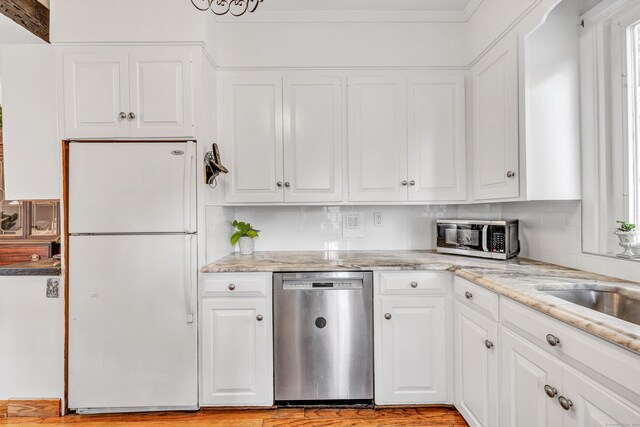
[46,278,59,298]
[374,212,383,227]
[345,213,361,229]
[343,212,363,239]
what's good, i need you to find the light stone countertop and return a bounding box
[201,250,640,354]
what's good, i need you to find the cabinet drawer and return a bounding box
[453,276,499,321]
[202,273,271,297]
[501,297,640,398]
[378,271,447,295]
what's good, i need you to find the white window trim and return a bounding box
[580,0,640,257]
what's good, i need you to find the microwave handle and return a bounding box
[482,225,489,252]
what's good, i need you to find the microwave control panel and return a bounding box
[491,228,506,253]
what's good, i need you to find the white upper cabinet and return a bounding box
[222,76,284,203]
[472,34,520,201]
[348,76,408,202]
[408,76,466,202]
[283,77,343,203]
[63,52,130,139]
[62,48,194,139]
[129,51,193,138]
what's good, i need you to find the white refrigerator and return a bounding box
[68,141,198,413]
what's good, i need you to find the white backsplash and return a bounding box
[205,201,640,282]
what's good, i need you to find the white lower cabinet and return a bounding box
[453,300,499,427]
[500,328,564,427]
[200,274,273,407]
[377,296,447,404]
[562,369,640,427]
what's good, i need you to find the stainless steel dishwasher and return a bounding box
[273,271,373,403]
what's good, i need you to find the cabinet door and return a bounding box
[472,34,520,200]
[348,76,408,202]
[223,77,284,203]
[377,296,446,404]
[63,52,129,138]
[408,76,467,202]
[562,369,640,427]
[129,51,194,138]
[500,328,563,427]
[453,301,499,427]
[201,298,273,406]
[283,77,343,203]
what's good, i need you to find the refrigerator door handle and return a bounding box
[184,234,196,324]
[183,142,195,233]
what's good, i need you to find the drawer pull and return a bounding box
[484,339,494,349]
[465,291,473,300]
[558,396,573,411]
[256,314,264,321]
[384,313,392,320]
[546,334,560,347]
[228,283,236,291]
[410,281,418,288]
[544,385,558,398]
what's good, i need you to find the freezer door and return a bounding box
[69,234,197,411]
[69,141,196,234]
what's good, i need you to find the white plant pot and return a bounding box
[239,236,255,255]
[614,230,640,258]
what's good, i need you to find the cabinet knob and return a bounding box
[384,313,392,320]
[546,334,560,347]
[558,396,573,411]
[284,182,290,188]
[465,291,473,300]
[544,385,558,398]
[506,170,516,178]
[277,181,283,188]
[484,339,494,349]
[401,180,408,186]
[228,283,235,291]
[128,112,136,119]
[119,112,127,119]
[410,281,418,288]
[256,314,264,321]
[30,254,41,261]
[409,180,416,186]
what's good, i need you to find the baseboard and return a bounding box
[6,399,61,417]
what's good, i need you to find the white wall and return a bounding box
[206,205,457,260]
[0,276,64,400]
[50,0,218,60]
[459,201,640,282]
[216,21,466,68]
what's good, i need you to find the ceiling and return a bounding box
[259,0,473,11]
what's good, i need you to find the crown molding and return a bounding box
[214,0,483,24]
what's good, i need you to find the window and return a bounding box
[580,0,640,257]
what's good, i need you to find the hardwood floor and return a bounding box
[0,407,469,426]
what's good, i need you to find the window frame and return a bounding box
[580,0,640,258]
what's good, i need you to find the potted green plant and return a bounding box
[615,220,640,258]
[230,220,260,255]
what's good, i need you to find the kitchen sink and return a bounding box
[542,289,640,326]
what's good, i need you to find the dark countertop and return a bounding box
[0,258,61,276]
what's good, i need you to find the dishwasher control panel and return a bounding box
[282,280,363,290]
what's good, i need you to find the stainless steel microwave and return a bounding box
[436,219,520,260]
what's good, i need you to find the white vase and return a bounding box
[239,236,255,255]
[614,230,640,258]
